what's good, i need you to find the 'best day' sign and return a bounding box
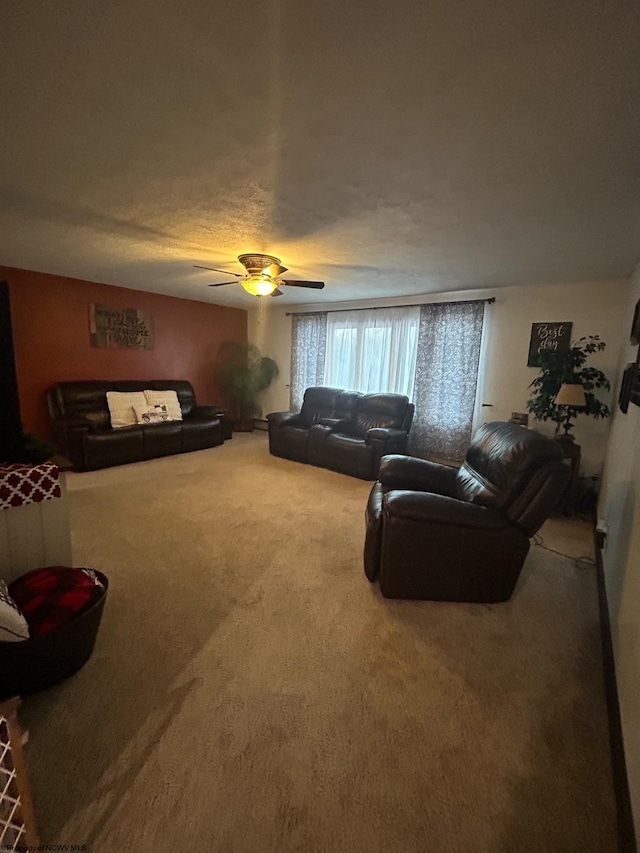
[527,322,572,367]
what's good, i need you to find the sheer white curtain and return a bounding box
[409,301,485,461]
[289,312,327,410]
[324,307,420,396]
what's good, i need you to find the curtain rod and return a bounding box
[285,297,495,316]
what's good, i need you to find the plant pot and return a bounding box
[234,421,255,432]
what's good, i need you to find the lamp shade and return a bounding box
[555,383,586,407]
[241,274,277,297]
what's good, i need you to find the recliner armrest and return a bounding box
[385,491,507,530]
[267,411,303,427]
[378,454,459,497]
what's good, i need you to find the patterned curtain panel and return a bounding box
[409,301,485,461]
[290,312,328,410]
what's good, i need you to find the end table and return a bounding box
[556,438,581,515]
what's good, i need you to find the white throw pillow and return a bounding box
[144,390,183,421]
[0,580,29,642]
[106,391,148,428]
[134,404,170,425]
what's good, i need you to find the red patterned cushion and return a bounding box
[9,567,104,637]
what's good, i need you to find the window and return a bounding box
[324,306,420,397]
[288,300,486,461]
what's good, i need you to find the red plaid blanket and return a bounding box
[9,567,104,636]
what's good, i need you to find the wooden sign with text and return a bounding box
[89,304,154,350]
[527,322,572,367]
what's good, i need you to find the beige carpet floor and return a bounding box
[20,433,617,852]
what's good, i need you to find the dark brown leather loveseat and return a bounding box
[48,380,224,471]
[364,421,570,602]
[267,386,414,479]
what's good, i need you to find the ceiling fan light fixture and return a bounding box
[241,274,277,297]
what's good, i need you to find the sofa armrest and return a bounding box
[189,405,220,420]
[267,411,303,427]
[51,417,94,470]
[378,454,459,497]
[384,491,506,530]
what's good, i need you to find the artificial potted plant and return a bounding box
[216,341,279,431]
[526,335,611,440]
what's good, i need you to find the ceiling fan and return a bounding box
[194,254,325,297]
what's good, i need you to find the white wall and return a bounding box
[249,279,628,475]
[598,262,640,833]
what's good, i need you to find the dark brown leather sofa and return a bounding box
[48,380,224,471]
[364,421,570,602]
[267,386,414,479]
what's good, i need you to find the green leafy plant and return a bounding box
[19,431,57,463]
[216,341,279,430]
[4,428,57,465]
[526,335,611,437]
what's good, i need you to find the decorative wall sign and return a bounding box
[89,303,154,350]
[527,322,572,367]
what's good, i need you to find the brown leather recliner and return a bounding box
[267,386,414,480]
[364,421,570,602]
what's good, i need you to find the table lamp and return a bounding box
[555,383,586,437]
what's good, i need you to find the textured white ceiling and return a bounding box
[1,0,639,307]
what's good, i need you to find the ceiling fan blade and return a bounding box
[263,263,288,277]
[207,281,237,287]
[280,280,325,289]
[269,288,284,297]
[194,265,242,277]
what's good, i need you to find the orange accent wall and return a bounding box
[3,266,247,440]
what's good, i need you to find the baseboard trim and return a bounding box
[594,531,637,852]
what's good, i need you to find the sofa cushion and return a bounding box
[144,389,183,421]
[82,426,144,470]
[50,381,113,422]
[141,421,183,459]
[277,425,310,462]
[353,393,409,437]
[106,391,148,428]
[149,380,196,416]
[300,387,343,428]
[112,381,150,393]
[134,404,170,424]
[182,416,222,452]
[335,391,362,420]
[324,432,374,479]
[84,411,110,431]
